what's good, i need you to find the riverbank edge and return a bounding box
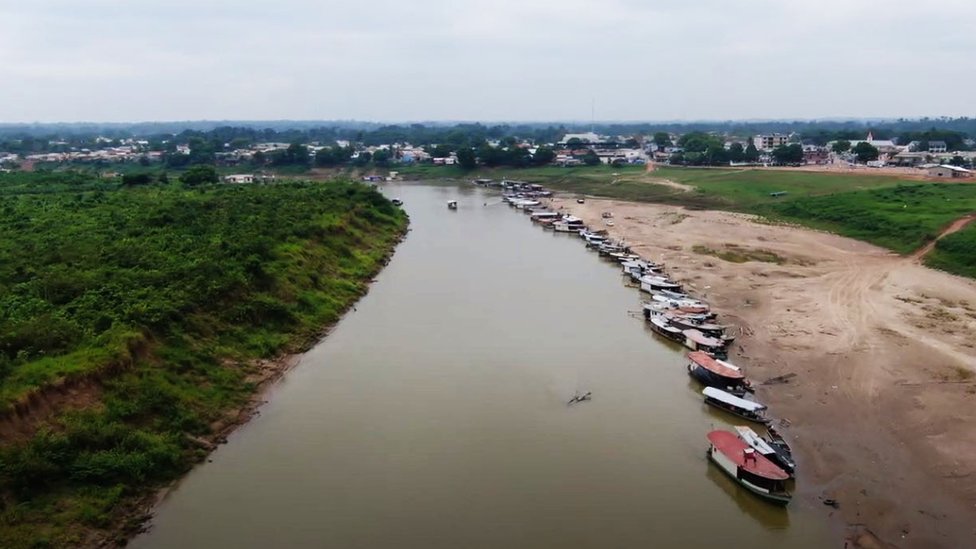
[549,194,976,549]
[93,224,411,548]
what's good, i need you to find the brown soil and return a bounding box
[552,197,976,549]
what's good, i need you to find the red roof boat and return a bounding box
[706,430,791,504]
[688,351,743,380]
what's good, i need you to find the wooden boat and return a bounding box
[687,351,750,395]
[765,426,795,463]
[530,211,559,222]
[684,329,728,359]
[707,430,792,505]
[734,426,796,477]
[650,294,708,313]
[648,317,685,343]
[702,387,769,424]
[447,200,458,210]
[643,301,715,319]
[640,275,682,293]
[668,314,731,340]
[553,216,585,232]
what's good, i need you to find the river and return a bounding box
[130,183,835,548]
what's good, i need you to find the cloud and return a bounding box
[1,0,974,122]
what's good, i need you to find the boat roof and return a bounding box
[651,317,682,333]
[703,387,766,412]
[684,329,723,347]
[531,211,559,217]
[688,351,744,380]
[708,430,788,480]
[734,426,777,456]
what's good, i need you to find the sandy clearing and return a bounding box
[551,196,976,548]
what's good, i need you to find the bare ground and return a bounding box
[551,197,976,549]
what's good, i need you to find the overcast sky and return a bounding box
[2,0,974,123]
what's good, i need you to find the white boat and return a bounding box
[639,275,682,293]
[553,216,585,232]
[447,200,458,210]
[734,426,796,476]
[702,387,768,424]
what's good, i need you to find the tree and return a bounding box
[949,155,966,167]
[583,149,601,166]
[831,140,851,153]
[456,147,477,170]
[705,144,729,165]
[652,132,672,149]
[314,147,338,167]
[121,173,153,186]
[352,151,372,167]
[566,137,583,148]
[429,144,453,158]
[728,142,745,163]
[372,149,392,167]
[250,151,266,167]
[179,165,219,186]
[744,143,760,162]
[158,172,169,184]
[678,132,723,153]
[533,146,555,166]
[771,144,804,164]
[853,142,880,163]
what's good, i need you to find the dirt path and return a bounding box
[550,196,976,549]
[911,214,976,261]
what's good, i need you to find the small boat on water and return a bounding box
[702,387,769,424]
[391,198,403,206]
[643,301,716,320]
[734,426,796,476]
[649,317,685,343]
[650,294,710,314]
[530,211,560,222]
[447,200,458,210]
[567,391,592,405]
[610,252,640,263]
[553,215,585,233]
[707,430,792,505]
[683,329,729,358]
[640,275,682,293]
[686,351,751,395]
[765,426,794,462]
[668,314,733,341]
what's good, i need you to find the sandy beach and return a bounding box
[551,196,976,548]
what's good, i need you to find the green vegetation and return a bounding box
[0,172,407,547]
[764,184,976,254]
[691,244,788,265]
[927,223,976,278]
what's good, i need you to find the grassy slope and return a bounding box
[0,173,407,547]
[927,223,976,278]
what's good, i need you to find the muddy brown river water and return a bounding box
[130,183,835,548]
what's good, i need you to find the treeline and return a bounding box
[5,118,976,154]
[0,172,407,546]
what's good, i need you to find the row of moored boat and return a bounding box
[498,182,797,506]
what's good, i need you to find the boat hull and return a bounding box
[708,447,792,505]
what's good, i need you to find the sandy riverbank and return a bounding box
[551,196,976,548]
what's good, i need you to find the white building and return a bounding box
[753,134,789,151]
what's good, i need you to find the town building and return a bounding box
[753,134,789,151]
[926,165,972,178]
